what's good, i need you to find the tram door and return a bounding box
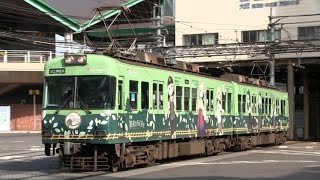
[117,76,125,134]
[151,81,164,131]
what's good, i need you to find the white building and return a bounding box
[173,0,320,140]
[174,0,320,62]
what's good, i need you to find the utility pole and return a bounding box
[269,8,275,87]
[153,3,163,47]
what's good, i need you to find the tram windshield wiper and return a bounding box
[54,96,72,114]
[77,96,92,114]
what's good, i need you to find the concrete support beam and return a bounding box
[303,71,309,139]
[287,61,295,140]
[0,63,44,71]
[0,71,43,83]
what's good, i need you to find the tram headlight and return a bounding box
[95,130,106,137]
[64,54,87,65]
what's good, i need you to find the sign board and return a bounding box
[0,106,11,131]
[240,0,300,9]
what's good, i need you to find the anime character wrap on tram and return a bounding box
[41,53,289,171]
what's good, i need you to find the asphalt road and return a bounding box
[1,134,320,180]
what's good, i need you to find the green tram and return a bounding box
[42,52,289,171]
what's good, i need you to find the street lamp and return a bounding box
[29,89,40,131]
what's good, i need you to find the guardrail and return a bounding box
[0,50,53,63]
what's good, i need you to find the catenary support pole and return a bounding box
[287,61,295,140]
[303,70,309,139]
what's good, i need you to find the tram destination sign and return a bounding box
[49,68,65,74]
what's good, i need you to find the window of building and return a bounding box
[183,33,219,46]
[242,30,277,43]
[298,26,320,40]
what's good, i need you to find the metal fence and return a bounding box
[0,50,53,63]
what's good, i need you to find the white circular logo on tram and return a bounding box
[65,112,81,129]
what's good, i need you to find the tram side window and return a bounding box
[159,84,163,109]
[176,86,182,111]
[222,93,226,113]
[206,89,214,111]
[252,95,257,113]
[262,98,265,114]
[118,80,123,110]
[268,98,271,115]
[184,87,190,111]
[238,95,241,113]
[242,94,246,113]
[211,90,214,111]
[130,81,138,109]
[206,90,210,111]
[281,100,286,115]
[238,94,245,114]
[141,82,149,109]
[192,88,197,111]
[153,83,157,109]
[227,93,232,114]
[276,99,279,114]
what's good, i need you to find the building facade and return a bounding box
[174,0,320,139]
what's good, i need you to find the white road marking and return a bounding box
[279,145,315,149]
[257,149,320,156]
[0,155,25,160]
[28,147,44,151]
[160,160,317,166]
[11,141,24,143]
[307,165,320,168]
[305,146,314,149]
[28,146,41,148]
[0,154,46,162]
[108,150,256,178]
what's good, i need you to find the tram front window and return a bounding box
[78,76,116,109]
[45,76,116,110]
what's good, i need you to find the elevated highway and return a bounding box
[0,50,52,95]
